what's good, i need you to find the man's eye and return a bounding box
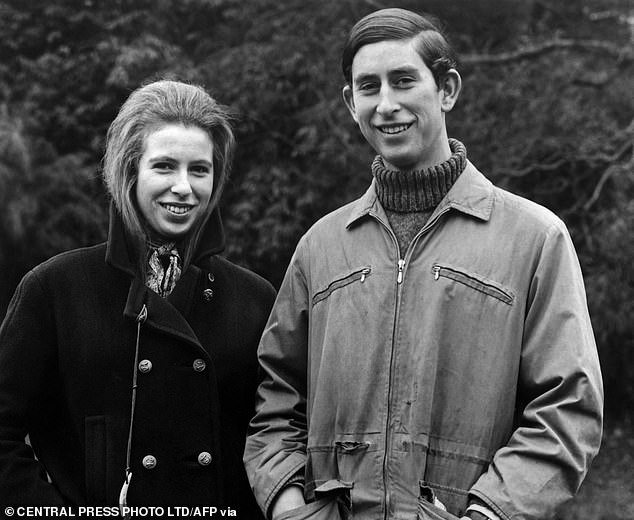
[394,77,415,87]
[358,82,378,92]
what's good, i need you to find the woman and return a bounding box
[0,80,274,515]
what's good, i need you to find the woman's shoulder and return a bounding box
[30,243,107,279]
[18,243,110,300]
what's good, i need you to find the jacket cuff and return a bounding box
[261,452,307,519]
[466,503,501,520]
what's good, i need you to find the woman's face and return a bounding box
[136,123,214,240]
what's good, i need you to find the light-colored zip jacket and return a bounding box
[244,162,603,520]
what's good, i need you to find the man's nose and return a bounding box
[376,86,399,115]
[170,169,192,196]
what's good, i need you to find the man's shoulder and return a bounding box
[490,181,567,235]
[311,200,360,229]
[305,188,374,237]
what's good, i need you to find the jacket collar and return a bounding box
[105,204,226,275]
[346,160,494,228]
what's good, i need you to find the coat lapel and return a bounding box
[123,274,208,355]
[106,204,224,357]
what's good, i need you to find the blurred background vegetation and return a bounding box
[0,0,633,515]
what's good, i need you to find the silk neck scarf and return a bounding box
[145,242,182,298]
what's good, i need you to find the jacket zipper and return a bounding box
[432,264,514,304]
[372,206,451,519]
[312,267,372,305]
[372,211,415,519]
[370,214,401,520]
[396,259,405,284]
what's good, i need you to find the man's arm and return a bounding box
[469,221,603,519]
[244,239,312,518]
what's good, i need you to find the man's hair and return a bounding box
[102,79,234,268]
[341,8,457,88]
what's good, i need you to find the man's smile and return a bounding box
[376,122,414,135]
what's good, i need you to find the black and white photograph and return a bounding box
[0,1,632,519]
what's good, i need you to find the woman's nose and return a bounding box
[170,170,192,196]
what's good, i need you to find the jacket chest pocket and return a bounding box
[431,263,514,305]
[311,267,371,306]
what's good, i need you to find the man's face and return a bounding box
[343,39,459,171]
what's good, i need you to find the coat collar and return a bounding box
[105,204,225,275]
[105,204,225,356]
[345,160,494,228]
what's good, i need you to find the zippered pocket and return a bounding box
[312,266,371,306]
[431,264,514,305]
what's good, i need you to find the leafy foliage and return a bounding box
[0,0,632,413]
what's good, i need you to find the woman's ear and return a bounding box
[440,69,462,113]
[342,85,359,124]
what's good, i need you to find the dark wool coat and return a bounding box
[0,209,275,518]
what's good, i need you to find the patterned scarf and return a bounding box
[145,242,182,298]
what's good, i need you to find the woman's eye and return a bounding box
[190,165,211,176]
[153,162,173,171]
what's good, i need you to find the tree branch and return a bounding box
[583,166,617,212]
[583,138,634,211]
[462,38,631,65]
[497,157,568,178]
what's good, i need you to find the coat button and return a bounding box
[142,455,157,469]
[207,273,215,283]
[193,359,206,372]
[197,451,212,466]
[202,288,214,302]
[138,359,152,373]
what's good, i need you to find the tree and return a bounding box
[0,0,632,412]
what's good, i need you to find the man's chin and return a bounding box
[380,154,420,172]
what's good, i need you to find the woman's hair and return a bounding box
[102,79,234,269]
[341,8,457,88]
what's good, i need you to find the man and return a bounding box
[244,8,603,520]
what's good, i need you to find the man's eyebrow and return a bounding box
[389,66,420,75]
[353,65,421,84]
[352,72,379,84]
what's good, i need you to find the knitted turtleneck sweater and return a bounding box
[372,138,467,255]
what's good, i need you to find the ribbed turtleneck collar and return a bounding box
[372,139,467,212]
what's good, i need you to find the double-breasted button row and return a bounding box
[141,452,212,469]
[138,359,206,373]
[202,272,215,302]
[142,455,157,469]
[197,451,212,466]
[138,359,152,373]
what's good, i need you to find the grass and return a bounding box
[558,418,634,520]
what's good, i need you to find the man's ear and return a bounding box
[440,69,461,112]
[342,85,359,123]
